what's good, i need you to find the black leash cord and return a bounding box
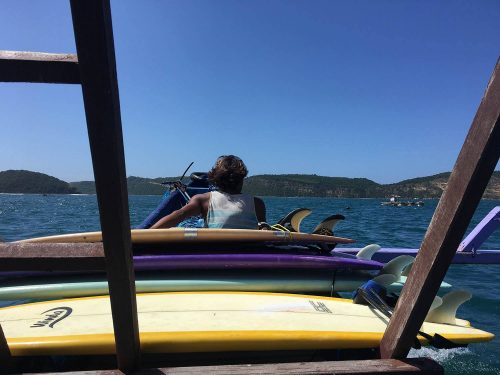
[330,270,337,297]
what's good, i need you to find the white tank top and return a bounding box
[206,191,258,229]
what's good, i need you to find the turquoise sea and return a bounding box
[0,194,499,374]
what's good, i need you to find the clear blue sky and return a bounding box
[1,0,499,184]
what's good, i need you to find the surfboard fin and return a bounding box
[312,214,345,236]
[378,255,415,281]
[275,208,312,232]
[401,262,412,277]
[371,274,398,287]
[356,244,381,260]
[425,290,472,325]
[357,288,467,349]
[429,295,443,312]
[357,287,466,350]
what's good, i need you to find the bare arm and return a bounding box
[151,194,207,229]
[254,197,266,223]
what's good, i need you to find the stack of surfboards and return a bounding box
[1,228,453,300]
[1,218,488,356]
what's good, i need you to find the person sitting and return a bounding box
[151,155,266,229]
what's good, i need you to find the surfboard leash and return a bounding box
[329,270,338,297]
[356,287,466,350]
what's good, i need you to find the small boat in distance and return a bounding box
[381,195,424,207]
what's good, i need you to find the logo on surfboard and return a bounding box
[309,300,332,314]
[30,307,73,328]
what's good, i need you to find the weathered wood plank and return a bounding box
[0,327,11,374]
[21,358,443,375]
[0,50,79,83]
[70,0,140,371]
[0,243,105,271]
[380,59,500,358]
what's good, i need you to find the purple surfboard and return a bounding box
[0,253,382,279]
[336,247,500,264]
[335,207,500,264]
[133,253,383,271]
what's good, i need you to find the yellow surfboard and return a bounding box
[0,292,493,356]
[15,228,355,245]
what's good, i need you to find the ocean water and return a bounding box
[0,194,499,373]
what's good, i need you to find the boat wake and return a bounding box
[408,346,470,362]
[408,346,500,374]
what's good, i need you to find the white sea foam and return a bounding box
[407,347,500,374]
[408,346,471,362]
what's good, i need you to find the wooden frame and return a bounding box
[0,243,105,271]
[0,51,79,84]
[0,0,141,371]
[24,358,443,375]
[380,59,500,358]
[0,0,497,373]
[69,0,141,370]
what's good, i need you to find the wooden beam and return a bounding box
[380,59,500,358]
[0,328,11,375]
[70,0,140,371]
[0,243,105,271]
[0,50,79,84]
[15,358,443,375]
[0,48,80,374]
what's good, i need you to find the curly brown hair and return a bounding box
[208,155,248,193]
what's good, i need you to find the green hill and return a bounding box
[243,172,499,199]
[68,180,96,195]
[70,176,180,195]
[125,176,170,195]
[383,171,500,199]
[2,169,499,198]
[0,170,78,194]
[243,174,384,197]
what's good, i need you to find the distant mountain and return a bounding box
[122,176,172,195]
[2,169,499,199]
[383,172,500,199]
[68,180,96,195]
[381,172,453,198]
[242,174,384,198]
[243,172,500,199]
[70,176,180,195]
[0,170,78,194]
